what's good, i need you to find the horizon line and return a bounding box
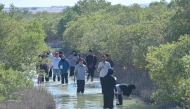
[3,3,150,8]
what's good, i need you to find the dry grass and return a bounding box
[113,64,156,103]
[0,87,55,109]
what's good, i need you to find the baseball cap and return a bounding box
[55,52,59,56]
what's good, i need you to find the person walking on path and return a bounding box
[105,54,114,68]
[74,58,87,94]
[103,68,117,109]
[85,49,97,82]
[68,50,79,76]
[48,52,61,81]
[58,54,70,85]
[115,84,136,105]
[97,55,111,94]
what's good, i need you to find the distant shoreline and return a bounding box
[2,6,68,11]
[29,10,63,13]
[2,3,149,11]
[3,9,63,13]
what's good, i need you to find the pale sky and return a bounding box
[1,0,171,7]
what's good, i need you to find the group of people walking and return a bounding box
[37,49,136,109]
[40,49,97,87]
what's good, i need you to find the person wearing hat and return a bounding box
[68,50,79,76]
[73,58,87,94]
[48,52,61,81]
[115,84,136,105]
[103,68,117,109]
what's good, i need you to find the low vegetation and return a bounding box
[0,87,55,109]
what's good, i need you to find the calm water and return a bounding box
[33,77,157,109]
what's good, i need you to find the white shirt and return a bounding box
[48,53,61,69]
[97,61,111,77]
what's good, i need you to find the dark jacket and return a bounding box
[103,70,116,95]
[85,55,97,69]
[58,59,70,75]
[40,63,49,74]
[106,59,114,68]
[119,84,136,96]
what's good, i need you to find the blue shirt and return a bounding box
[74,64,87,80]
[58,59,70,75]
